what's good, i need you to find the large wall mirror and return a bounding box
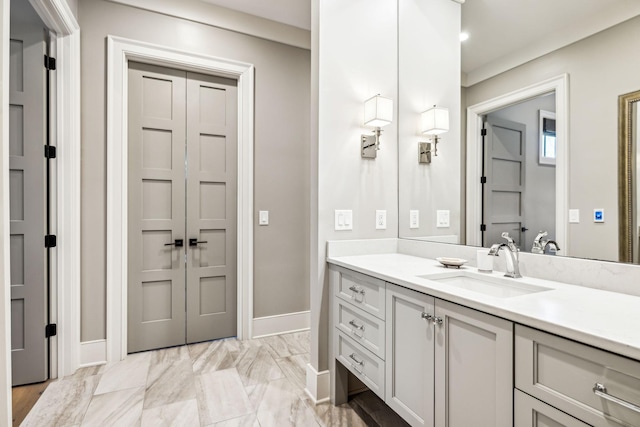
[619,90,640,263]
[398,0,640,264]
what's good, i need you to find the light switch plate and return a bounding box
[375,210,387,230]
[335,210,353,231]
[594,208,604,223]
[569,209,580,223]
[436,210,450,228]
[409,210,419,229]
[259,210,269,225]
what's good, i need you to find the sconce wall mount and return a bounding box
[419,105,449,164]
[361,94,393,159]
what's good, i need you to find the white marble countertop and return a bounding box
[328,253,640,362]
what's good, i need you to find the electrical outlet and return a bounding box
[409,210,419,229]
[436,210,450,228]
[376,210,387,230]
[335,210,353,231]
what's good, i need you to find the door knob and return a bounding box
[189,238,208,247]
[164,239,184,247]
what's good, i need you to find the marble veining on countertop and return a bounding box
[328,252,640,362]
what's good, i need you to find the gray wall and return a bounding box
[488,94,556,252]
[79,0,310,341]
[465,15,640,262]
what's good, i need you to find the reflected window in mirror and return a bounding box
[539,110,556,166]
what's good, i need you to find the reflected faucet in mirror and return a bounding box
[488,232,522,278]
[531,231,561,255]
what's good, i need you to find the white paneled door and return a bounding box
[9,21,48,386]
[127,62,237,353]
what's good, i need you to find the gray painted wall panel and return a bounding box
[79,0,310,341]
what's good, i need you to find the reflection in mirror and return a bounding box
[399,2,640,263]
[619,90,640,263]
[482,94,556,253]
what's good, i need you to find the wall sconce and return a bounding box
[361,94,393,158]
[419,105,449,164]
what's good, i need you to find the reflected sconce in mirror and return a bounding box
[419,105,449,164]
[362,94,393,158]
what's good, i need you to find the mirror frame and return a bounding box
[618,89,640,263]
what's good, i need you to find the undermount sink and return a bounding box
[416,272,552,298]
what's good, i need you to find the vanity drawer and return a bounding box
[515,389,590,427]
[335,330,385,400]
[334,267,385,320]
[334,298,385,359]
[516,325,640,427]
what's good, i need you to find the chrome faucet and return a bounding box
[488,232,522,278]
[531,231,561,255]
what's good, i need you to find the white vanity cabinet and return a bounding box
[515,325,640,427]
[385,283,514,427]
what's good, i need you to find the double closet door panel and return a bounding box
[9,23,48,385]
[185,73,238,343]
[127,63,238,353]
[127,63,187,353]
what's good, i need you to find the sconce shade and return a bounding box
[364,95,393,127]
[421,106,449,135]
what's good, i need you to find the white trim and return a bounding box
[80,340,107,367]
[105,0,310,50]
[466,74,569,253]
[30,0,82,379]
[106,36,254,361]
[251,311,310,339]
[305,363,330,405]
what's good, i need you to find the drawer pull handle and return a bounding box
[348,285,365,295]
[348,320,365,331]
[593,383,640,414]
[349,353,364,366]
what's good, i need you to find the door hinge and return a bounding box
[480,176,487,184]
[44,55,56,71]
[45,235,57,248]
[481,128,487,136]
[480,224,487,232]
[45,324,57,338]
[44,145,57,159]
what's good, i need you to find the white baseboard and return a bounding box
[80,339,107,367]
[252,310,310,338]
[305,363,330,404]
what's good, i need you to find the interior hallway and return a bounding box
[19,331,406,426]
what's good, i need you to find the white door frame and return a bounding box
[466,74,569,252]
[106,36,255,361]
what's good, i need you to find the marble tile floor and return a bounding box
[20,331,406,427]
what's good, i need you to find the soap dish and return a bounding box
[436,257,468,269]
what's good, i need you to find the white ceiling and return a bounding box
[197,0,640,85]
[200,0,311,30]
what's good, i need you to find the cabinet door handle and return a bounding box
[421,312,434,322]
[164,239,184,247]
[433,316,443,326]
[348,320,364,331]
[348,285,365,295]
[349,353,364,366]
[593,383,640,414]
